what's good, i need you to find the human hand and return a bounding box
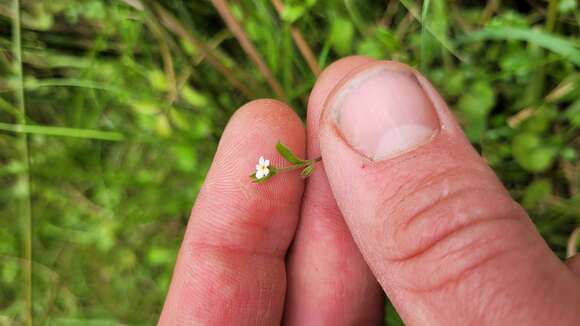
[159,57,580,325]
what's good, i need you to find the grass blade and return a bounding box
[456,27,580,67]
[124,0,256,99]
[11,0,32,324]
[399,0,464,63]
[0,123,125,141]
[420,0,431,72]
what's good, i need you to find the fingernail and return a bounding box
[330,65,439,161]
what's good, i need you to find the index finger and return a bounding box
[159,99,305,325]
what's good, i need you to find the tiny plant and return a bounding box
[250,142,322,183]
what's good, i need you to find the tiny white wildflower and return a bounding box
[255,156,270,179]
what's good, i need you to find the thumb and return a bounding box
[318,61,580,324]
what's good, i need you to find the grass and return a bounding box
[0,0,579,324]
[10,0,32,325]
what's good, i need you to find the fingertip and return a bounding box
[195,98,306,251]
[233,98,304,132]
[307,56,375,156]
[227,99,305,151]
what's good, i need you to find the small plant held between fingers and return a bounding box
[250,142,322,184]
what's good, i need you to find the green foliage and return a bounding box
[1,0,579,324]
[512,132,558,173]
[457,80,496,141]
[559,0,578,13]
[276,142,303,165]
[330,16,355,56]
[523,179,553,209]
[458,27,580,66]
[281,0,316,23]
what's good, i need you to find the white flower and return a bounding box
[255,156,270,179]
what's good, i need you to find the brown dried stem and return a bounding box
[144,17,178,102]
[270,0,321,76]
[210,0,286,100]
[123,0,254,98]
[568,227,580,258]
[154,3,255,98]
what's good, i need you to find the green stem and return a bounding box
[275,157,321,173]
[343,0,366,35]
[546,0,559,33]
[532,0,558,108]
[12,0,32,325]
[420,0,431,72]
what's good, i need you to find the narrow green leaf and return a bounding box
[399,0,463,62]
[420,0,431,72]
[276,142,303,164]
[456,27,580,67]
[0,122,124,141]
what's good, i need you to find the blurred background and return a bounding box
[0,0,579,324]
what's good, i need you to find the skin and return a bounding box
[159,57,580,325]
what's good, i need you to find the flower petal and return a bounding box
[264,159,270,167]
[256,170,264,179]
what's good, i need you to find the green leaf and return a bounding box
[565,99,580,127]
[558,0,577,13]
[148,70,168,92]
[512,132,558,172]
[499,49,535,79]
[281,5,306,23]
[456,27,580,67]
[561,147,577,161]
[356,27,399,59]
[300,164,315,178]
[523,179,552,209]
[457,80,496,142]
[330,17,354,56]
[276,142,303,164]
[182,86,209,107]
[147,247,175,266]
